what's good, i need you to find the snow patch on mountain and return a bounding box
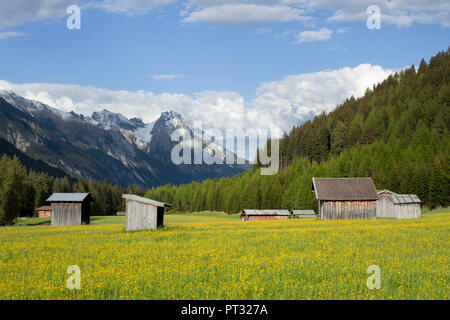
[132,122,155,144]
[0,90,72,119]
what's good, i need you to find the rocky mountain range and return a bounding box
[0,90,248,187]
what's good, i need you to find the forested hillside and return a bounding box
[0,155,143,225]
[145,49,450,212]
[0,137,69,178]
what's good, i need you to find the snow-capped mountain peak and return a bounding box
[90,109,143,131]
[0,90,72,119]
[0,90,234,162]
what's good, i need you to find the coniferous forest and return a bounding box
[145,49,450,213]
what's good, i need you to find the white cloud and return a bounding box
[336,27,350,34]
[323,0,450,27]
[296,27,332,43]
[0,32,25,40]
[0,63,392,133]
[0,0,80,29]
[86,0,177,15]
[0,0,447,32]
[149,74,185,80]
[0,0,175,30]
[182,0,450,27]
[182,4,306,24]
[250,64,393,130]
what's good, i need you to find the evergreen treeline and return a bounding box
[0,155,143,225]
[272,49,449,167]
[145,49,450,212]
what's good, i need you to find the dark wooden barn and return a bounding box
[46,193,92,226]
[311,178,378,220]
[122,194,171,231]
[241,209,290,221]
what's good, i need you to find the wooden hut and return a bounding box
[292,210,316,218]
[241,209,290,221]
[122,194,171,232]
[35,206,52,218]
[46,193,92,226]
[311,178,377,220]
[377,190,421,219]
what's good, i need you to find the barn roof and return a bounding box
[35,206,52,211]
[391,194,421,204]
[292,210,315,215]
[377,190,421,204]
[242,209,290,216]
[122,194,171,207]
[47,193,91,202]
[312,177,378,201]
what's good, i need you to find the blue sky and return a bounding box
[0,0,449,132]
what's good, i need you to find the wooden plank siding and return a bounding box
[38,210,51,218]
[125,200,165,232]
[319,200,376,220]
[51,203,82,226]
[122,195,169,232]
[376,196,392,218]
[377,196,421,219]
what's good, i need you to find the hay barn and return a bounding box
[35,206,52,218]
[311,178,378,220]
[377,190,421,219]
[46,193,92,226]
[241,209,290,221]
[292,210,316,218]
[122,194,171,232]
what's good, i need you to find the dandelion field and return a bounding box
[0,212,448,300]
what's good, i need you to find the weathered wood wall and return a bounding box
[242,215,290,221]
[396,203,421,219]
[319,200,376,220]
[51,203,82,226]
[376,197,421,219]
[38,210,51,218]
[126,200,159,231]
[376,196,393,218]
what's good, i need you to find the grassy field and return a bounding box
[0,211,448,300]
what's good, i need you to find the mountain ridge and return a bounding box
[0,91,248,187]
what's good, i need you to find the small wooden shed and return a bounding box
[46,193,92,226]
[122,194,171,231]
[377,190,421,219]
[312,178,378,220]
[35,206,52,218]
[241,209,290,221]
[292,210,316,218]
